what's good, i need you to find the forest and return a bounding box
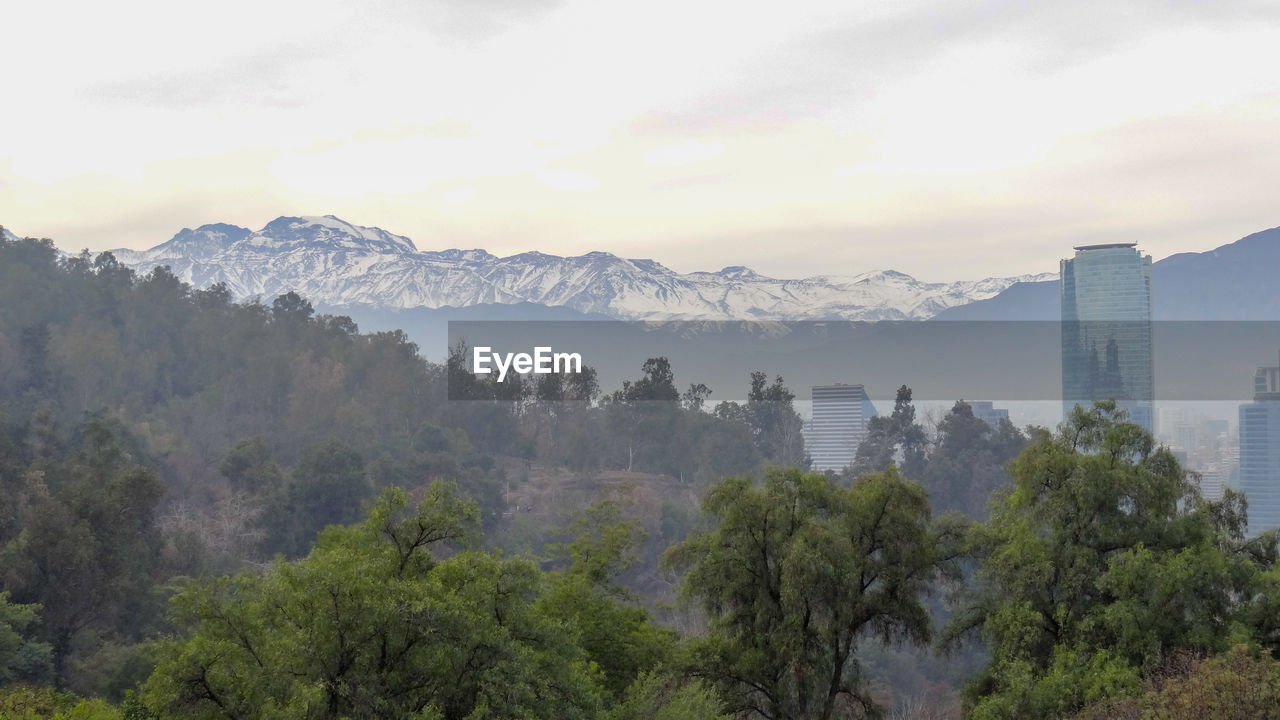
[2,230,1280,719]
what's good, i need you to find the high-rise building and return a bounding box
[968,401,1010,428]
[1060,242,1154,432]
[1240,358,1280,536]
[1256,366,1280,397]
[807,384,877,472]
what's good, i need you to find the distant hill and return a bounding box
[96,215,1052,322]
[932,227,1280,321]
[12,217,1277,323]
[929,281,1060,321]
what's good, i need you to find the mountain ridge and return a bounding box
[98,215,1054,321]
[7,216,1275,322]
[932,226,1280,321]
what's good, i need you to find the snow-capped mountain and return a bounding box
[108,215,1054,321]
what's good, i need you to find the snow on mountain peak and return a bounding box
[250,215,418,254]
[503,250,564,263]
[107,216,1051,321]
[169,223,250,251]
[853,269,914,284]
[716,266,762,281]
[425,248,497,263]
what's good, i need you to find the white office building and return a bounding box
[807,384,877,472]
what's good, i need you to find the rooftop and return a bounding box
[1073,242,1139,251]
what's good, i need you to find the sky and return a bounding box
[3,0,1279,280]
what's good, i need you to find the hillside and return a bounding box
[932,226,1280,320]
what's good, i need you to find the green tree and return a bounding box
[1071,645,1280,720]
[144,485,604,720]
[606,358,682,472]
[270,439,368,556]
[919,401,1028,519]
[0,684,135,719]
[543,499,676,700]
[620,358,680,403]
[692,408,763,484]
[607,671,728,720]
[665,466,962,720]
[219,438,282,495]
[270,291,314,325]
[952,401,1280,720]
[3,419,164,685]
[681,383,712,413]
[744,372,808,469]
[0,592,53,685]
[550,499,647,589]
[19,325,53,393]
[852,385,926,479]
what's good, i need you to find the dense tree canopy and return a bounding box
[952,401,1280,720]
[143,485,711,720]
[144,485,601,719]
[851,385,927,479]
[0,232,820,711]
[1,418,166,687]
[0,592,52,686]
[7,229,1280,719]
[1071,645,1280,720]
[919,401,1029,519]
[666,466,965,720]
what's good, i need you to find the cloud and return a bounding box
[630,0,1280,135]
[3,0,1279,283]
[86,44,337,109]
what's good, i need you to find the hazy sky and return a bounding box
[3,0,1279,280]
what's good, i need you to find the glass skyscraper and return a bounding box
[1240,362,1280,537]
[1060,243,1154,431]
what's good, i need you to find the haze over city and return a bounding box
[5,0,1280,280]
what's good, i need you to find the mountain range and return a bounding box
[103,215,1054,322]
[934,226,1280,321]
[7,216,1277,326]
